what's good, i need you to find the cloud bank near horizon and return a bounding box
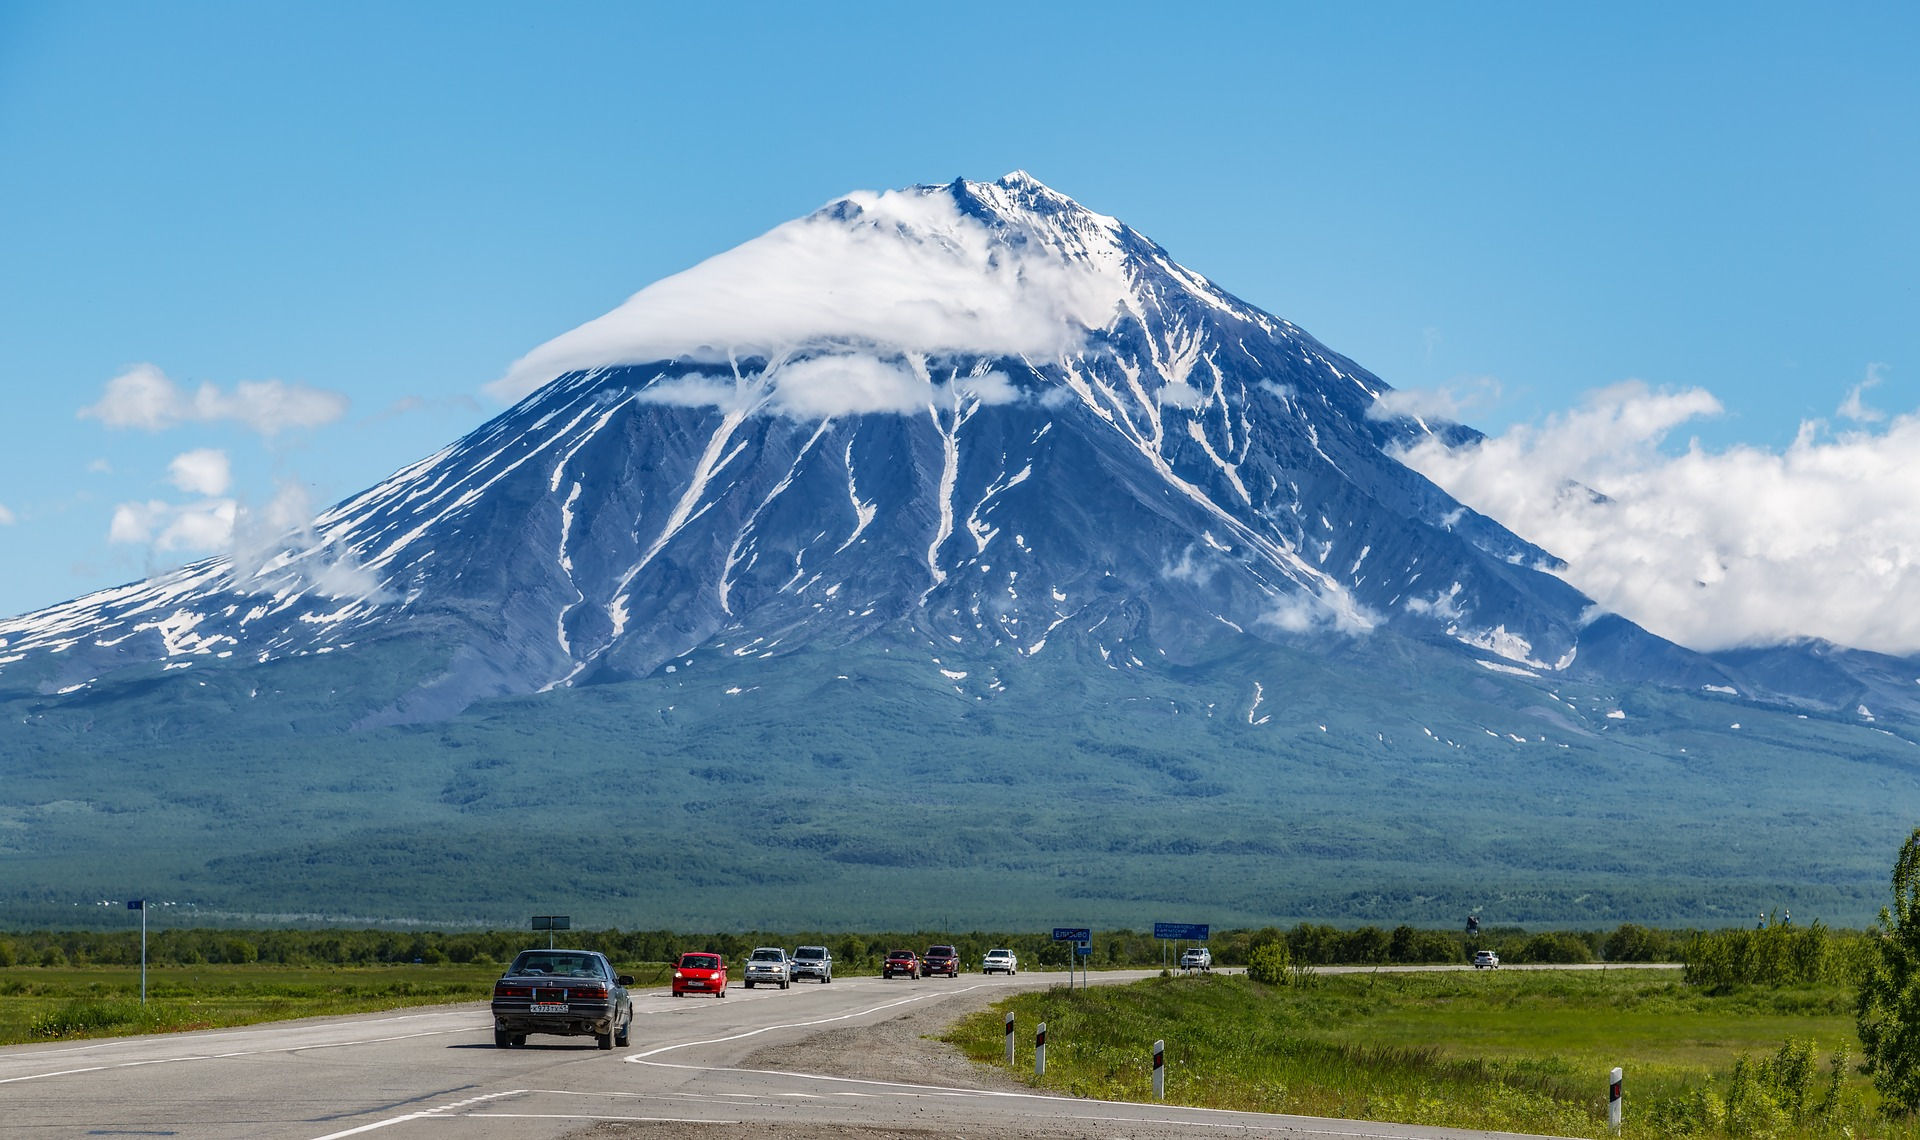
[1392,373,1920,655]
[489,184,1128,404]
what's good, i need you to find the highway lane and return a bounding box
[0,967,1631,1139]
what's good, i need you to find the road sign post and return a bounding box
[1005,1012,1015,1065]
[1052,927,1091,989]
[1152,1038,1165,1100]
[531,915,571,949]
[1608,1067,1623,1133]
[1035,1021,1046,1077]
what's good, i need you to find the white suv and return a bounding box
[743,947,791,989]
[981,948,1018,975]
[1473,950,1500,969]
[1180,947,1212,972]
[791,945,833,983]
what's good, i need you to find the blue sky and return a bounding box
[2,2,1915,648]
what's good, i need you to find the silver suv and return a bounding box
[1179,947,1212,972]
[791,945,833,983]
[742,947,791,989]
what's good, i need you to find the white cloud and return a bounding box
[167,448,231,496]
[230,481,389,601]
[1393,377,1920,654]
[1158,382,1205,409]
[0,504,14,525]
[79,364,350,436]
[1258,591,1376,637]
[632,355,1025,420]
[107,498,236,553]
[1368,377,1501,424]
[1838,362,1888,424]
[490,179,1129,402]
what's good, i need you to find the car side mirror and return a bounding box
[616,974,634,985]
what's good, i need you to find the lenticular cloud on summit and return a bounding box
[489,172,1132,403]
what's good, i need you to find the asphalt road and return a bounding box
[0,966,1644,1139]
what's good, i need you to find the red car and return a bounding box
[882,949,920,979]
[922,945,960,977]
[673,952,728,997]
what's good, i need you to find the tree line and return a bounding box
[0,921,1698,970]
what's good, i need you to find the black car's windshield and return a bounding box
[511,953,602,977]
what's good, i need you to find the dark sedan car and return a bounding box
[491,948,634,1049]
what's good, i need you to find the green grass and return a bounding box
[0,963,504,1044]
[945,970,1907,1138]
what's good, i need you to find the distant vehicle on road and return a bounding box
[981,948,1018,975]
[1473,950,1500,970]
[743,947,791,989]
[673,952,728,997]
[1179,947,1212,972]
[791,945,833,983]
[490,949,633,1049]
[883,949,920,979]
[923,944,960,977]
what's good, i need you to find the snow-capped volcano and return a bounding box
[0,172,1723,721]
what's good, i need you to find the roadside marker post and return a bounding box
[1152,1039,1165,1100]
[127,900,146,1005]
[1608,1066,1623,1133]
[1036,1021,1047,1078]
[1005,1012,1015,1065]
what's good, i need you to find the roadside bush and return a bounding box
[1509,932,1593,965]
[1603,922,1671,962]
[1387,926,1461,964]
[1246,941,1291,985]
[1684,923,1858,992]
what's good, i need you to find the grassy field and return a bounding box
[0,960,668,1045]
[945,969,1908,1139]
[0,963,502,1044]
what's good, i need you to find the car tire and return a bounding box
[824,975,832,983]
[745,981,755,989]
[512,1035,526,1046]
[494,1029,511,1048]
[615,1015,631,1047]
[780,978,789,989]
[597,1024,614,1050]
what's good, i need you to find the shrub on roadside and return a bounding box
[1247,941,1291,985]
[1508,932,1593,965]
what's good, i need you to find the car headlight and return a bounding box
[673,970,684,978]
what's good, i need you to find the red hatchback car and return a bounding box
[882,949,920,979]
[673,952,728,997]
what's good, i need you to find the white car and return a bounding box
[981,948,1018,975]
[742,947,791,988]
[1180,947,1212,972]
[1473,950,1500,969]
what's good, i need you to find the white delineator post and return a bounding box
[1005,1012,1016,1065]
[1152,1039,1165,1100]
[1608,1067,1623,1133]
[1036,1021,1047,1078]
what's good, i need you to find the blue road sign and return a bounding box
[1075,943,1092,955]
[1051,927,1091,942]
[1153,922,1209,941]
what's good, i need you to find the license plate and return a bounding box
[529,1002,567,1013]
